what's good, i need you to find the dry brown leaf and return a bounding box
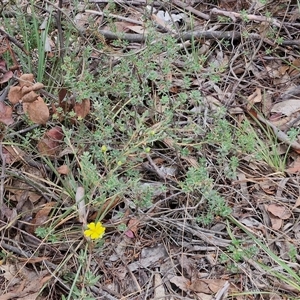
[269,214,282,230]
[57,164,70,175]
[8,86,22,104]
[96,195,122,217]
[266,63,281,79]
[5,166,43,204]
[124,218,139,238]
[2,203,17,225]
[19,73,34,87]
[271,100,300,117]
[259,180,276,195]
[126,25,146,34]
[169,276,190,292]
[30,202,56,233]
[26,96,49,124]
[267,204,291,220]
[195,293,213,300]
[128,244,167,272]
[0,265,51,300]
[74,98,90,119]
[112,21,133,33]
[247,88,262,110]
[22,91,38,103]
[37,126,63,156]
[29,192,42,203]
[47,126,64,141]
[289,58,300,76]
[278,65,289,75]
[0,101,13,125]
[286,156,300,174]
[58,88,67,103]
[38,140,57,157]
[31,82,44,91]
[21,86,33,94]
[189,279,227,293]
[3,145,25,164]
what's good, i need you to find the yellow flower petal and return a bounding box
[88,222,96,230]
[84,221,105,240]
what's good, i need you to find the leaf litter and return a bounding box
[1,0,300,299]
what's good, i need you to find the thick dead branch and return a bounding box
[98,28,300,49]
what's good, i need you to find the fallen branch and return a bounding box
[173,0,210,20]
[211,7,282,27]
[98,29,300,48]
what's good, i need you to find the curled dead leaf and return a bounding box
[19,73,34,87]
[22,90,39,103]
[32,82,44,91]
[22,85,34,94]
[26,96,49,124]
[8,86,22,104]
[74,98,90,119]
[22,83,44,95]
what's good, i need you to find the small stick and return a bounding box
[85,9,143,25]
[173,0,210,20]
[211,8,282,27]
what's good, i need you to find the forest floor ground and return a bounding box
[1,1,300,299]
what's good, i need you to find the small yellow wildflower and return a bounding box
[84,222,105,240]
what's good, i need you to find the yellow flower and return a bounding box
[84,222,105,240]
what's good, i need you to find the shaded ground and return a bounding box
[1,0,300,299]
